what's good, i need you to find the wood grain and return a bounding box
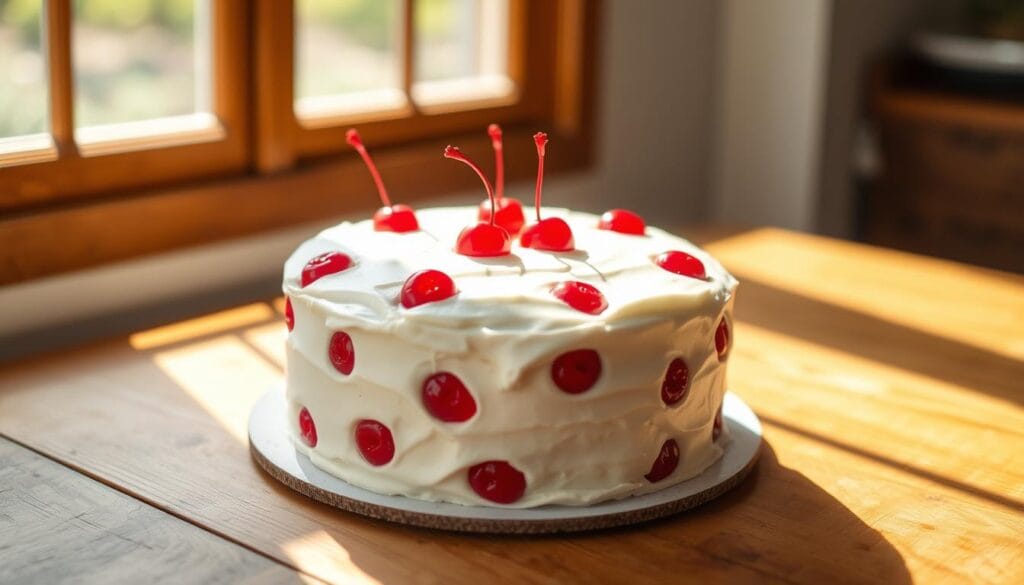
[0,437,314,584]
[0,228,1021,584]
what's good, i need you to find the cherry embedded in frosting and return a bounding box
[715,317,730,361]
[713,405,724,442]
[355,419,395,466]
[520,218,575,252]
[478,197,526,235]
[551,349,602,394]
[400,269,458,308]
[328,331,355,375]
[298,407,317,447]
[551,281,608,315]
[598,209,647,235]
[301,251,354,287]
[645,439,679,483]
[422,372,478,422]
[520,132,576,252]
[373,203,420,233]
[444,145,512,257]
[284,298,294,332]
[468,460,526,504]
[661,358,690,405]
[346,128,419,233]
[655,250,707,280]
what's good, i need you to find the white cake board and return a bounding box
[249,388,762,534]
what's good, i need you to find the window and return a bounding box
[0,0,597,285]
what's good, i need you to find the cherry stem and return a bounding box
[488,123,504,200]
[445,145,497,226]
[346,129,392,208]
[533,132,548,222]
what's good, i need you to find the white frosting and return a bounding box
[283,206,737,507]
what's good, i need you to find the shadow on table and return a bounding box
[254,441,911,585]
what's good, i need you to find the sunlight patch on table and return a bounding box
[282,529,383,585]
[153,334,283,442]
[130,303,276,350]
[707,228,1024,362]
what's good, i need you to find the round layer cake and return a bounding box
[282,206,737,507]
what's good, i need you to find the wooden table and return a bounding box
[1,228,1022,584]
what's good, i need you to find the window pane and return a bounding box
[0,0,48,138]
[295,0,402,118]
[73,0,208,128]
[413,0,511,105]
[414,0,509,82]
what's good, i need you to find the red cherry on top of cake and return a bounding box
[301,251,354,287]
[400,269,458,308]
[655,250,707,280]
[551,281,608,315]
[444,145,512,257]
[476,124,526,235]
[598,209,646,235]
[346,129,419,233]
[520,132,575,252]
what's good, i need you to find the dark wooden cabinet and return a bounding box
[867,62,1024,273]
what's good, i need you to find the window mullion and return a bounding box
[402,0,417,113]
[45,0,76,157]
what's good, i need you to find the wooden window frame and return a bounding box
[0,0,599,286]
[0,0,250,212]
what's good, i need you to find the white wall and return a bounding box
[552,0,719,225]
[710,0,833,231]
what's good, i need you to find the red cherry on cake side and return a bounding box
[422,372,478,422]
[400,269,458,308]
[645,439,679,483]
[551,281,608,315]
[520,132,575,252]
[298,407,317,447]
[715,317,730,361]
[655,250,707,280]
[301,251,354,287]
[551,349,602,394]
[477,124,526,234]
[328,331,355,375]
[598,209,646,235]
[661,358,690,405]
[468,460,526,504]
[355,419,395,466]
[284,298,294,331]
[346,129,419,233]
[444,145,512,257]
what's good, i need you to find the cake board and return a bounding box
[249,388,762,534]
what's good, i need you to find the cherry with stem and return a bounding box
[477,124,526,234]
[520,132,575,252]
[346,129,419,233]
[445,145,512,257]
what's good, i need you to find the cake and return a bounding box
[281,128,737,507]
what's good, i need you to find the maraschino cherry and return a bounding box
[477,124,526,234]
[598,209,646,235]
[520,132,575,252]
[346,129,419,233]
[444,145,512,257]
[400,269,458,308]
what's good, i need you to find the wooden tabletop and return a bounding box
[1,227,1022,585]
